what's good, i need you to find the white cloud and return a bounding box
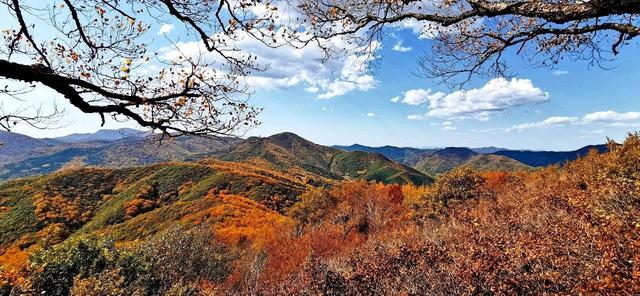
[160,30,379,100]
[506,116,579,132]
[392,40,412,52]
[427,78,548,120]
[552,70,569,76]
[399,78,549,120]
[442,126,457,131]
[390,96,400,103]
[441,121,453,126]
[158,24,174,35]
[582,111,640,123]
[366,112,375,117]
[400,88,446,106]
[305,86,320,93]
[407,115,426,120]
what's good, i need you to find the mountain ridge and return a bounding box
[1,129,609,181]
[52,128,146,143]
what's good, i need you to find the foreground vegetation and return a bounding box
[1,134,639,295]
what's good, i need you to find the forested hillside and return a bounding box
[1,133,638,295]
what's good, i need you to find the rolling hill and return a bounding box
[334,144,431,163]
[412,147,479,175]
[221,132,433,185]
[465,154,532,172]
[0,131,62,165]
[0,131,432,268]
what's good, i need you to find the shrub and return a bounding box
[28,236,145,296]
[21,224,232,296]
[429,167,486,205]
[287,187,336,235]
[138,225,233,294]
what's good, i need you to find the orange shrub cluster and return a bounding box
[123,185,160,220]
[34,193,92,227]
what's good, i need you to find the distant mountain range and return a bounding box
[336,145,530,175]
[0,129,609,181]
[54,128,146,142]
[335,143,609,175]
[0,131,62,165]
[492,145,608,167]
[0,130,432,185]
[0,129,241,180]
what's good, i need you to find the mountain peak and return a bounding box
[268,131,305,141]
[263,132,317,150]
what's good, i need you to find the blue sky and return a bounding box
[3,4,640,150]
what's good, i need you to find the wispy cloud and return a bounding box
[475,116,578,133]
[582,111,640,123]
[366,112,376,117]
[506,116,579,132]
[552,70,569,76]
[473,110,640,134]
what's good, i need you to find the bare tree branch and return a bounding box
[0,0,272,137]
[297,0,640,87]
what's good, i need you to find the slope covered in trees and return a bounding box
[1,133,639,294]
[218,132,434,185]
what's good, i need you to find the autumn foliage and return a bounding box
[3,134,640,294]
